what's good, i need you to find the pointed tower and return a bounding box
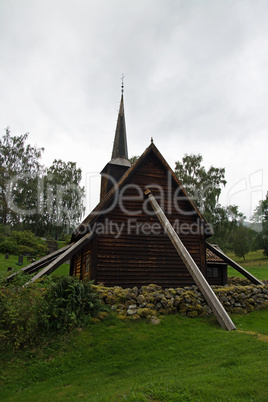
[100,86,131,201]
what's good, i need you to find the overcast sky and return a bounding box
[1,0,267,219]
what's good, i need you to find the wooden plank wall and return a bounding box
[81,243,91,280]
[71,250,82,279]
[71,242,92,280]
[95,152,207,287]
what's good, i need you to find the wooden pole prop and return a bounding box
[206,243,263,286]
[24,232,94,285]
[6,244,73,282]
[144,189,236,331]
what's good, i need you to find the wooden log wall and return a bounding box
[71,242,92,281]
[81,242,91,280]
[94,152,207,288]
[71,250,82,278]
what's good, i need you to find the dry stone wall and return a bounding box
[93,278,268,320]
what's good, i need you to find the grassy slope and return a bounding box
[0,249,70,278]
[0,311,268,401]
[227,250,268,280]
[0,250,268,400]
[0,253,30,273]
[0,253,70,278]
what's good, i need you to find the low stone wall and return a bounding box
[92,278,268,320]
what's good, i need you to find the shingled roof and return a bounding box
[206,247,226,263]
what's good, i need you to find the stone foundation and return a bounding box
[92,277,268,320]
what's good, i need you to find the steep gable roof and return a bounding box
[72,142,209,241]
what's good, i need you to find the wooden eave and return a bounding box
[72,142,209,241]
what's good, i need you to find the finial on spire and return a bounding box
[151,137,154,144]
[121,74,125,94]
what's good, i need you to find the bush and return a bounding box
[0,276,107,349]
[43,276,106,331]
[11,230,38,248]
[0,238,18,254]
[0,282,45,348]
[17,245,35,256]
[36,243,49,255]
[59,233,71,243]
[0,230,49,256]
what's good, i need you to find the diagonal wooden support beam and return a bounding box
[24,232,94,286]
[206,242,263,286]
[6,244,73,282]
[144,189,236,331]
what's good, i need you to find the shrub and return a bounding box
[43,276,106,331]
[11,230,38,248]
[0,238,18,254]
[59,233,71,243]
[0,282,45,348]
[17,245,35,256]
[0,230,49,256]
[0,276,107,349]
[36,243,49,255]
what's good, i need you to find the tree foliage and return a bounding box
[0,129,85,239]
[174,153,259,253]
[252,198,268,257]
[0,128,44,227]
[211,204,247,250]
[43,160,85,239]
[129,155,139,166]
[174,154,226,222]
[233,225,250,261]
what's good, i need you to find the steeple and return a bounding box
[100,83,131,201]
[110,93,131,167]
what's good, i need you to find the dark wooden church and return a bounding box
[69,90,227,288]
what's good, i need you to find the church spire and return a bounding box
[110,75,130,166]
[99,80,131,200]
[110,93,130,165]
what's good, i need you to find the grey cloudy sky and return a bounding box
[1,0,267,219]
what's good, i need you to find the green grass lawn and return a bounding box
[0,253,30,273]
[0,249,268,400]
[227,250,268,281]
[0,311,268,401]
[0,251,70,279]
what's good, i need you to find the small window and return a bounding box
[207,266,220,278]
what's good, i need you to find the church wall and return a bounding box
[93,151,207,288]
